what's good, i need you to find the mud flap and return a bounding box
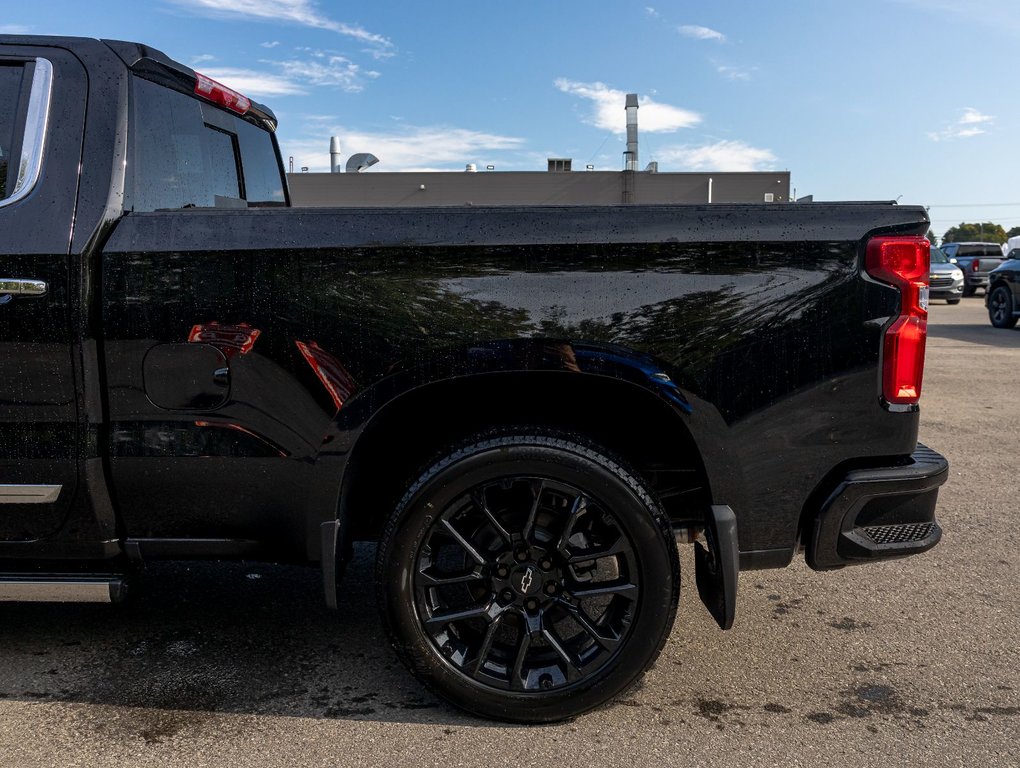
[694,504,739,630]
[321,520,342,610]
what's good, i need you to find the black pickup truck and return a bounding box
[0,36,948,722]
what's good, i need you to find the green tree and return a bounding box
[941,222,1007,244]
[926,229,938,245]
[1006,226,1020,240]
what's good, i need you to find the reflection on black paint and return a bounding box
[111,420,287,458]
[188,322,262,357]
[294,340,357,412]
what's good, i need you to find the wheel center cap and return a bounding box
[511,565,542,596]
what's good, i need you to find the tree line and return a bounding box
[927,223,1020,246]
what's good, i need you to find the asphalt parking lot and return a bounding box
[0,296,1017,767]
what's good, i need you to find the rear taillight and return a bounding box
[865,236,929,406]
[194,72,251,115]
[971,259,979,272]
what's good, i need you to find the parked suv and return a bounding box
[929,246,964,304]
[941,242,1005,296]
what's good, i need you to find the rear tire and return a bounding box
[988,285,1018,329]
[946,298,961,305]
[376,432,680,723]
[963,284,977,298]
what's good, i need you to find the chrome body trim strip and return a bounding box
[2,57,53,209]
[0,484,62,503]
[0,278,48,297]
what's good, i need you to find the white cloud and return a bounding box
[284,125,525,173]
[190,54,217,66]
[0,24,31,34]
[678,24,725,42]
[928,107,994,141]
[202,51,381,97]
[200,67,303,97]
[167,0,393,51]
[554,79,701,133]
[270,54,378,92]
[261,40,280,48]
[645,7,659,17]
[716,64,752,81]
[958,107,993,125]
[656,140,777,171]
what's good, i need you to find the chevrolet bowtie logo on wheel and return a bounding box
[519,567,534,594]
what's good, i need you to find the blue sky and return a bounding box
[3,0,1018,237]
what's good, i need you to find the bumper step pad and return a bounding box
[860,522,938,546]
[808,443,948,570]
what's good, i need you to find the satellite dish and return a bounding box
[346,153,380,173]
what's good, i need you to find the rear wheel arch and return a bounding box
[338,371,713,543]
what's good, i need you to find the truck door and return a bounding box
[0,48,87,541]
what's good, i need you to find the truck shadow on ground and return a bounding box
[0,544,490,729]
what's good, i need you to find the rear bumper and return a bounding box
[806,444,948,570]
[964,274,990,288]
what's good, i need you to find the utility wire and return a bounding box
[587,133,613,166]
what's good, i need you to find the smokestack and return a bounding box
[624,93,639,171]
[330,136,342,173]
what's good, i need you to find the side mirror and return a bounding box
[949,258,957,264]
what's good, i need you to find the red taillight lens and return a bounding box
[194,73,251,115]
[865,236,929,405]
[971,259,979,272]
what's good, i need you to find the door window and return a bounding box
[0,64,27,201]
[125,76,285,211]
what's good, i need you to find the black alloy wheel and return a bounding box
[989,286,1018,329]
[376,433,680,722]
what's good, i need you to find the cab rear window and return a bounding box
[124,76,285,212]
[0,64,28,201]
[956,245,1002,256]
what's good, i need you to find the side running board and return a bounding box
[0,575,128,603]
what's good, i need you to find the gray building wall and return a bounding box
[287,171,791,207]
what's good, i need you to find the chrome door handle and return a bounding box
[0,278,48,299]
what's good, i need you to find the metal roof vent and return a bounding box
[547,158,572,172]
[623,93,639,171]
[330,136,342,173]
[346,153,379,173]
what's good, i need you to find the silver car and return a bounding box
[930,246,964,304]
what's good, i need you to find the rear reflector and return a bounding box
[194,73,251,115]
[865,236,930,406]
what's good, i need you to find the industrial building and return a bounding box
[288,169,791,207]
[288,93,791,208]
